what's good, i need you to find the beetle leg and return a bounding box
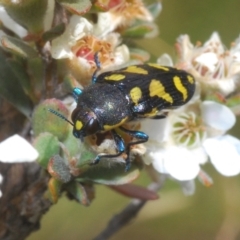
[92,52,101,84]
[72,87,83,102]
[91,129,126,165]
[119,126,149,171]
[149,112,168,119]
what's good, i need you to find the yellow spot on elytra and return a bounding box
[76,120,83,130]
[103,117,128,130]
[187,75,194,84]
[173,76,188,101]
[104,74,126,81]
[149,79,173,103]
[148,64,170,71]
[124,66,148,74]
[130,87,142,104]
[144,108,158,117]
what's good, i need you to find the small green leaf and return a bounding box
[48,155,71,183]
[56,0,92,15]
[78,145,99,169]
[34,132,60,168]
[77,159,142,185]
[122,22,159,38]
[47,177,62,203]
[3,0,49,33]
[7,59,31,95]
[65,181,93,206]
[42,23,66,42]
[0,49,33,117]
[62,131,82,157]
[1,36,38,58]
[32,98,69,140]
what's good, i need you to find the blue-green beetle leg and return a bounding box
[119,126,149,171]
[91,129,126,165]
[72,87,83,102]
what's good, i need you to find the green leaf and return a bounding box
[77,159,142,185]
[3,0,49,33]
[32,98,70,140]
[62,140,97,175]
[0,49,33,117]
[1,36,38,58]
[56,0,92,15]
[34,132,60,168]
[65,181,92,206]
[7,59,31,95]
[47,178,62,203]
[122,22,159,38]
[42,23,66,42]
[62,130,82,157]
[48,155,71,183]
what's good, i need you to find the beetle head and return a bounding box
[71,107,100,141]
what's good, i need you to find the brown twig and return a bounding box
[0,162,51,240]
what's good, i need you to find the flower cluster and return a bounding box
[0,0,240,203]
[141,33,240,193]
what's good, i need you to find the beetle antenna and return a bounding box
[48,109,74,126]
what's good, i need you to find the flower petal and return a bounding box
[157,54,174,66]
[151,151,167,173]
[51,16,93,59]
[0,134,39,162]
[163,147,200,180]
[152,147,200,180]
[140,118,168,145]
[202,101,236,132]
[203,135,240,176]
[195,52,218,72]
[203,32,224,54]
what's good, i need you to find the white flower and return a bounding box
[176,32,240,95]
[0,134,38,162]
[201,101,235,133]
[157,54,174,67]
[203,135,240,176]
[93,0,154,37]
[50,15,130,82]
[51,16,93,59]
[150,146,201,181]
[142,100,239,181]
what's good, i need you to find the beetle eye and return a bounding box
[85,118,100,135]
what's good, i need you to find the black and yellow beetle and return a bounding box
[50,57,195,171]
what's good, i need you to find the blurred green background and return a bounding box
[28,0,240,239]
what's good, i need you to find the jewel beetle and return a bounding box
[50,55,195,171]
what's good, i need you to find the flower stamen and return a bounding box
[172,112,205,147]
